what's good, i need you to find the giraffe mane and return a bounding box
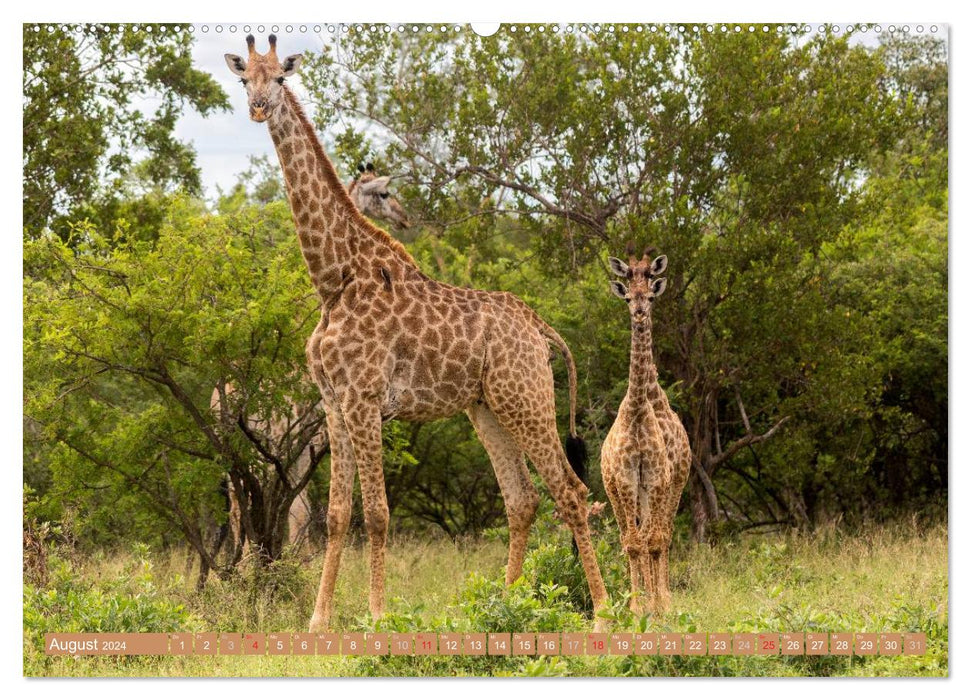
[281,86,421,271]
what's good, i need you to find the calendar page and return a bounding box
[22,21,948,679]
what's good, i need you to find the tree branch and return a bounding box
[735,387,752,434]
[452,165,606,236]
[234,415,290,489]
[709,415,790,470]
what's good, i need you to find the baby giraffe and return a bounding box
[600,246,691,614]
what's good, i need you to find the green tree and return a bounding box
[819,32,948,515]
[300,25,908,539]
[23,26,946,567]
[24,199,327,581]
[23,23,229,236]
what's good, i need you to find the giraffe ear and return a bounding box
[608,257,629,277]
[610,281,629,300]
[651,277,668,297]
[281,54,303,76]
[225,54,247,76]
[650,255,668,276]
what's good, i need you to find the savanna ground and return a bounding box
[24,510,948,678]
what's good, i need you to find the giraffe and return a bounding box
[209,382,326,562]
[224,35,607,632]
[348,162,412,231]
[599,245,691,614]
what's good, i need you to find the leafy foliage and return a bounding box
[24,543,197,673]
[22,26,945,576]
[24,199,325,566]
[299,26,946,536]
[23,23,229,236]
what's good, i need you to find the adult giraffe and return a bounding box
[205,167,410,564]
[348,162,411,231]
[224,35,607,632]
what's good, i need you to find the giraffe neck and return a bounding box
[626,320,664,415]
[266,87,417,300]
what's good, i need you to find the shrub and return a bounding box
[23,543,195,673]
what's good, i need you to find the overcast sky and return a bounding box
[177,23,947,201]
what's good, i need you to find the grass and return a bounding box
[23,515,948,677]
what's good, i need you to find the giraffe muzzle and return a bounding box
[250,99,272,122]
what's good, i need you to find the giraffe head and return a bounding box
[608,243,667,329]
[224,34,303,123]
[348,162,412,230]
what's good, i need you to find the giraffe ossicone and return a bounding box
[225,35,609,633]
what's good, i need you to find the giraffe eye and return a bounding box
[379,192,390,199]
[239,78,248,85]
[277,77,285,85]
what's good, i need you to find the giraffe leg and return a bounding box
[653,472,686,613]
[494,419,609,625]
[309,409,355,633]
[228,479,249,563]
[288,445,314,552]
[641,477,672,614]
[340,398,389,623]
[538,442,608,628]
[623,478,649,615]
[603,463,644,614]
[658,453,690,612]
[482,341,607,627]
[654,548,672,613]
[288,490,311,551]
[650,511,673,613]
[467,403,539,585]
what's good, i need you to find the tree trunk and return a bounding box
[239,479,300,566]
[196,558,210,591]
[686,388,719,543]
[689,474,711,542]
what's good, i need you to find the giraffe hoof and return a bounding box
[308,614,329,634]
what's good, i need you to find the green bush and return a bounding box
[23,543,195,673]
[192,548,319,633]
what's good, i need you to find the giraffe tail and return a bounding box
[538,322,589,559]
[565,435,588,485]
[565,434,588,559]
[538,322,589,494]
[537,323,580,439]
